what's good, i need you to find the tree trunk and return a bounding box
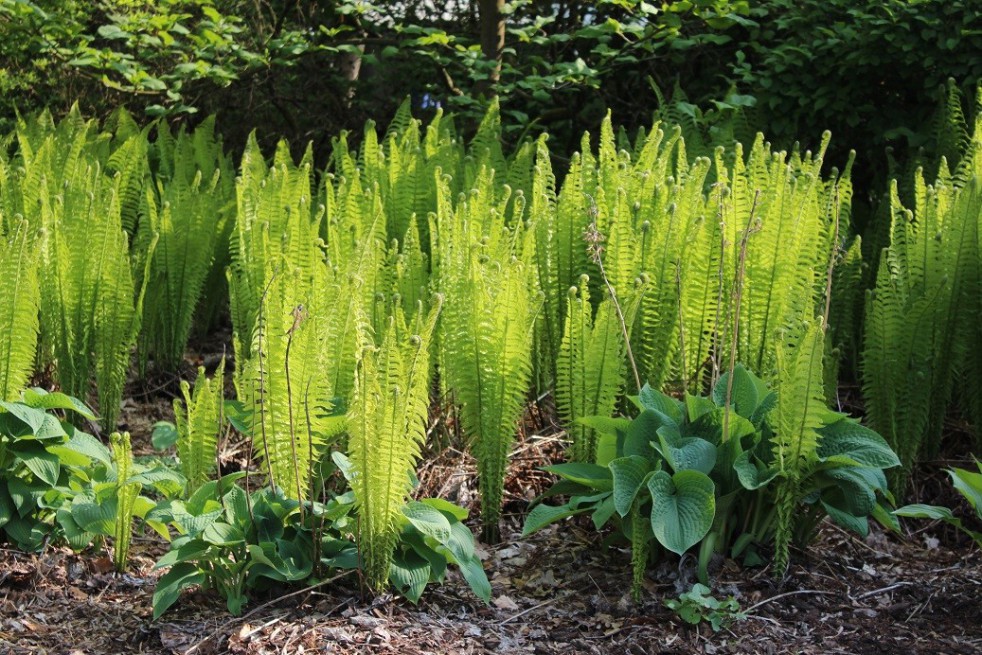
[477,0,505,95]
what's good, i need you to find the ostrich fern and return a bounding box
[0,220,40,400]
[347,301,440,590]
[556,278,634,462]
[174,362,226,494]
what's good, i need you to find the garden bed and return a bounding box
[1,514,979,655]
[1,394,978,655]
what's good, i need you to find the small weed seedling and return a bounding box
[665,584,746,632]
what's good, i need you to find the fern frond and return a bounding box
[0,220,40,400]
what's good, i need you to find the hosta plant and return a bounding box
[895,460,982,547]
[523,361,899,597]
[150,476,354,618]
[150,473,489,618]
[0,390,102,550]
[64,432,184,571]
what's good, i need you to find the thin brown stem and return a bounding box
[724,190,761,436]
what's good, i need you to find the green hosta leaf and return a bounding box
[154,539,212,569]
[0,402,57,436]
[686,408,756,446]
[543,463,613,490]
[8,477,44,515]
[623,409,669,459]
[247,540,312,581]
[950,466,982,515]
[647,470,715,555]
[733,452,778,490]
[21,390,96,420]
[749,392,777,428]
[577,416,632,437]
[53,429,112,468]
[894,504,957,521]
[151,421,179,450]
[403,531,448,582]
[712,366,759,417]
[403,502,453,543]
[685,393,716,422]
[609,455,653,517]
[4,515,46,550]
[634,385,684,424]
[871,501,901,533]
[816,468,878,517]
[822,500,869,536]
[591,494,617,529]
[129,466,186,497]
[71,494,116,535]
[440,520,491,603]
[202,521,245,546]
[522,501,591,535]
[148,499,224,536]
[0,486,13,528]
[12,443,60,485]
[153,563,206,619]
[420,498,469,521]
[817,419,900,469]
[656,427,717,475]
[57,507,96,550]
[389,549,431,603]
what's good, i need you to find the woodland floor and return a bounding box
[1,343,981,655]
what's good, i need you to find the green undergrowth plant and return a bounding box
[556,277,637,463]
[173,362,225,494]
[61,430,185,570]
[0,390,101,550]
[863,175,981,494]
[0,389,182,558]
[524,351,899,598]
[150,476,351,618]
[346,301,440,590]
[665,583,746,632]
[13,109,155,429]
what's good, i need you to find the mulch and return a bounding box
[1,428,980,655]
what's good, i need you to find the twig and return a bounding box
[743,589,834,614]
[822,186,841,331]
[183,570,354,655]
[500,592,569,625]
[584,197,641,393]
[854,582,912,601]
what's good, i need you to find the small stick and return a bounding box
[743,589,834,614]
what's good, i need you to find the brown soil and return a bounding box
[1,425,980,655]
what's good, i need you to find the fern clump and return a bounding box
[238,261,339,501]
[435,169,540,540]
[771,323,828,576]
[863,176,976,493]
[174,361,226,494]
[139,118,234,371]
[347,301,440,590]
